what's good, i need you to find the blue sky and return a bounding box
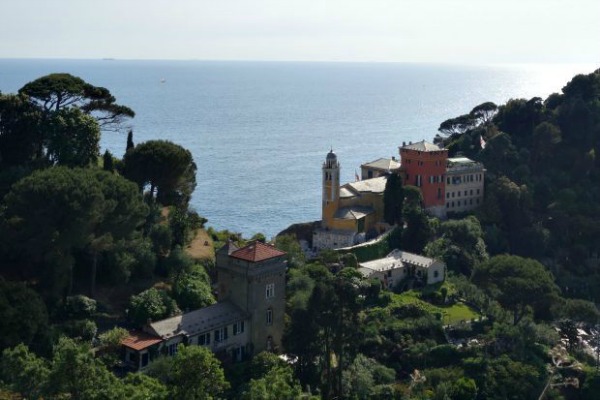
[1,0,599,63]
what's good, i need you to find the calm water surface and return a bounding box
[0,60,594,237]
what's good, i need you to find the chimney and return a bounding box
[402,141,406,147]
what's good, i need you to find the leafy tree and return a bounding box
[150,223,173,257]
[47,337,124,399]
[472,255,560,325]
[383,172,404,225]
[241,365,302,400]
[46,107,100,167]
[103,149,114,172]
[531,121,562,167]
[122,373,169,400]
[128,287,180,326]
[470,101,498,126]
[403,185,423,208]
[438,114,476,137]
[171,266,215,311]
[275,234,305,268]
[19,73,134,130]
[87,169,148,294]
[169,345,229,400]
[2,167,147,297]
[426,216,487,275]
[0,93,43,167]
[123,140,197,206]
[450,377,477,400]
[61,295,97,319]
[0,343,49,399]
[341,354,396,399]
[553,298,600,326]
[402,206,433,253]
[98,327,130,367]
[0,280,48,350]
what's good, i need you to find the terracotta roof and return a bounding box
[121,331,162,351]
[230,241,286,262]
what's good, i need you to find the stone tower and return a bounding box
[322,149,340,228]
[216,241,287,355]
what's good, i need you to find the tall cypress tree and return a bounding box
[126,129,134,152]
[383,173,404,226]
[102,150,114,172]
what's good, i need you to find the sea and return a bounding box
[0,59,596,238]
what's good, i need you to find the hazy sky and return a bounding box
[1,0,599,63]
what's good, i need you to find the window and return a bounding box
[141,352,149,367]
[457,200,461,206]
[446,202,449,208]
[457,191,460,197]
[464,190,467,196]
[477,189,480,195]
[367,170,373,179]
[452,192,455,198]
[387,270,392,278]
[416,175,422,187]
[434,271,439,278]
[266,308,273,325]
[168,343,178,356]
[447,177,450,184]
[198,332,211,345]
[470,199,473,205]
[266,283,275,299]
[233,321,245,335]
[470,189,473,195]
[214,327,228,342]
[437,188,442,199]
[446,192,449,199]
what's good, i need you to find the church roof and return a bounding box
[345,175,388,194]
[334,206,374,220]
[401,140,443,152]
[339,187,355,198]
[146,301,247,339]
[230,241,286,262]
[361,158,400,171]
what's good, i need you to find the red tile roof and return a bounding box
[121,331,163,351]
[230,241,286,263]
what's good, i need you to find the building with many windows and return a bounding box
[444,157,485,214]
[311,141,485,251]
[358,249,445,289]
[121,241,286,370]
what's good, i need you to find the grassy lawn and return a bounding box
[390,284,480,326]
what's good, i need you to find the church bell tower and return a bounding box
[322,149,340,228]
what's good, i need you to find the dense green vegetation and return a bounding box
[2,68,600,399]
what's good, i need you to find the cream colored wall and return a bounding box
[426,261,446,284]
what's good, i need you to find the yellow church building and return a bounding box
[313,150,391,250]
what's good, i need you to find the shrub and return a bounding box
[62,295,97,319]
[128,288,180,327]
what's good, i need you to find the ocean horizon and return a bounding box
[1,59,596,238]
